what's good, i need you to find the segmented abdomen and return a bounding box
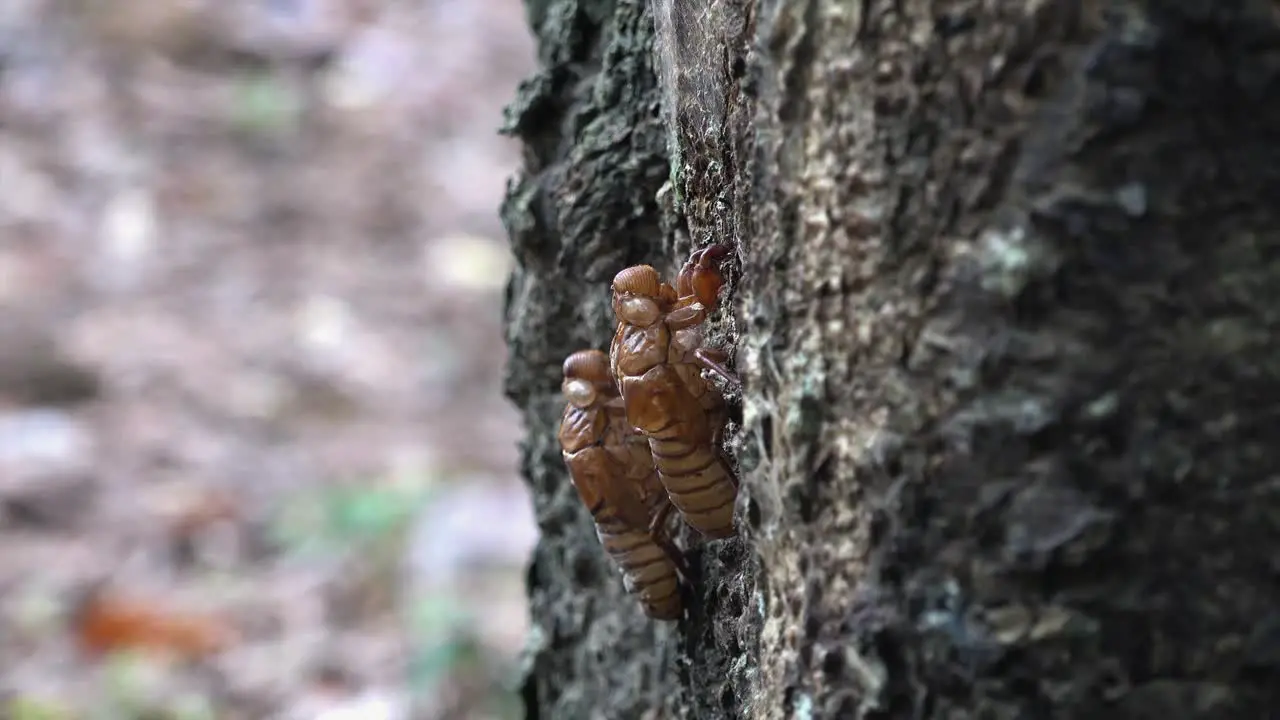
[615,363,737,540]
[597,525,681,620]
[566,446,682,620]
[648,434,736,539]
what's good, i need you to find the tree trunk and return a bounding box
[501,0,1280,718]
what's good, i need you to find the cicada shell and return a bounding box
[609,246,739,539]
[558,349,685,620]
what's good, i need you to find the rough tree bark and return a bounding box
[501,1,1280,718]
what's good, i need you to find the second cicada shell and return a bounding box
[558,349,686,620]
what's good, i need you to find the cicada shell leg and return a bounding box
[648,497,691,582]
[676,244,731,311]
[694,347,740,390]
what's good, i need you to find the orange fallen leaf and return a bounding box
[71,585,238,661]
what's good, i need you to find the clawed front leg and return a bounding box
[649,498,692,582]
[677,245,731,311]
[694,348,741,390]
[665,303,708,331]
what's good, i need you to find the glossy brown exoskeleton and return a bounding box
[609,246,739,539]
[558,349,688,620]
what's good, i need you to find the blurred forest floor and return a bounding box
[0,1,536,717]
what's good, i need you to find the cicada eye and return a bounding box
[619,296,661,327]
[563,378,598,408]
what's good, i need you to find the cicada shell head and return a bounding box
[612,265,666,327]
[562,349,617,406]
[612,265,662,298]
[563,349,613,386]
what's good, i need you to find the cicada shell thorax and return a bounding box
[602,402,648,474]
[559,349,683,621]
[603,400,666,513]
[558,403,606,455]
[611,319,669,383]
[668,325,727,439]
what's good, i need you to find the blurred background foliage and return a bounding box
[0,0,537,717]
